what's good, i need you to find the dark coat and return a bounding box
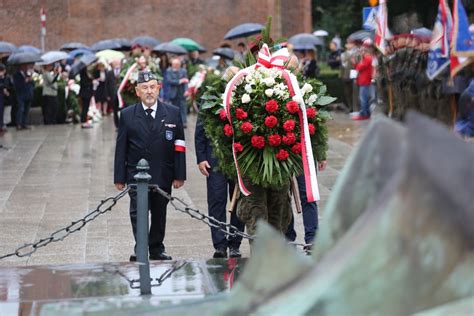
[13,71,34,101]
[114,101,186,190]
[194,116,216,166]
[166,68,188,100]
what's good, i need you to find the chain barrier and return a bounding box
[150,185,312,249]
[0,187,130,261]
[104,261,187,289]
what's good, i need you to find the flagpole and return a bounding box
[40,7,46,51]
[450,94,457,128]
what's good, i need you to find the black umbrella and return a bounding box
[112,38,132,51]
[288,33,324,50]
[153,42,187,55]
[90,39,121,52]
[68,54,98,78]
[18,45,42,54]
[0,41,17,54]
[347,30,374,42]
[131,36,160,48]
[7,52,42,65]
[60,42,89,51]
[213,47,235,60]
[224,23,264,40]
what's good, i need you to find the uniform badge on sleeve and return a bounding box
[165,130,173,140]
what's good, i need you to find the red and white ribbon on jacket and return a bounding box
[117,63,137,109]
[222,44,320,202]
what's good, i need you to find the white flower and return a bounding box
[265,89,274,97]
[263,77,275,87]
[245,84,253,93]
[292,95,304,104]
[301,83,313,96]
[307,94,318,105]
[241,94,251,103]
[214,70,221,76]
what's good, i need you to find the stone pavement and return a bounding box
[0,111,364,266]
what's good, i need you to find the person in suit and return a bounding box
[13,63,35,130]
[166,58,188,128]
[79,65,95,128]
[114,71,186,261]
[195,117,245,258]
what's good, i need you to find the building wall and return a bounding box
[0,0,312,53]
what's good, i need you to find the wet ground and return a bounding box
[0,109,368,314]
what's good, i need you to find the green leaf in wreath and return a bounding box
[316,96,337,106]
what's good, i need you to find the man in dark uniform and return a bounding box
[114,71,186,261]
[195,118,245,258]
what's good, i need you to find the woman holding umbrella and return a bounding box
[41,62,62,124]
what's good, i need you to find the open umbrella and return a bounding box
[288,33,324,50]
[60,42,89,51]
[112,38,132,51]
[224,23,264,40]
[347,30,374,42]
[68,54,98,78]
[0,41,17,54]
[37,51,69,65]
[153,42,188,55]
[96,49,125,62]
[131,36,160,48]
[313,29,329,37]
[90,39,121,52]
[171,38,204,52]
[7,52,42,65]
[213,47,235,60]
[18,45,41,54]
[68,48,93,59]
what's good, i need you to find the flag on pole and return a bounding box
[374,0,391,55]
[450,0,472,78]
[427,0,452,80]
[40,7,46,36]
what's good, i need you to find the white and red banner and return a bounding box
[427,0,452,80]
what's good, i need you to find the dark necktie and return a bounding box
[145,108,154,129]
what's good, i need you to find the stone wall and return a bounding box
[0,0,312,54]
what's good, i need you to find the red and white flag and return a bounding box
[40,7,46,36]
[374,0,391,55]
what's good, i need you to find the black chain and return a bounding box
[0,187,130,261]
[104,261,187,289]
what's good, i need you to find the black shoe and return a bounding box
[150,252,172,260]
[303,244,313,255]
[129,254,137,262]
[229,247,241,258]
[213,248,227,258]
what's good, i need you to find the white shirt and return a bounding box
[142,102,158,119]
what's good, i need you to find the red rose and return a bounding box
[240,122,253,134]
[265,100,279,113]
[264,116,278,128]
[224,124,233,137]
[306,107,317,119]
[291,142,302,154]
[282,132,296,145]
[275,149,289,161]
[235,108,248,120]
[268,134,282,147]
[234,142,244,153]
[283,119,296,132]
[219,109,227,121]
[308,123,315,135]
[251,135,265,149]
[286,101,299,114]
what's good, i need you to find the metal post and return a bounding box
[134,159,152,295]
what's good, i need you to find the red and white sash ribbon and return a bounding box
[117,63,137,109]
[222,44,320,202]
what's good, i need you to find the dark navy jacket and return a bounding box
[13,71,34,102]
[114,102,186,190]
[194,116,217,166]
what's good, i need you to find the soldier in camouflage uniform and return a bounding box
[236,179,292,238]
